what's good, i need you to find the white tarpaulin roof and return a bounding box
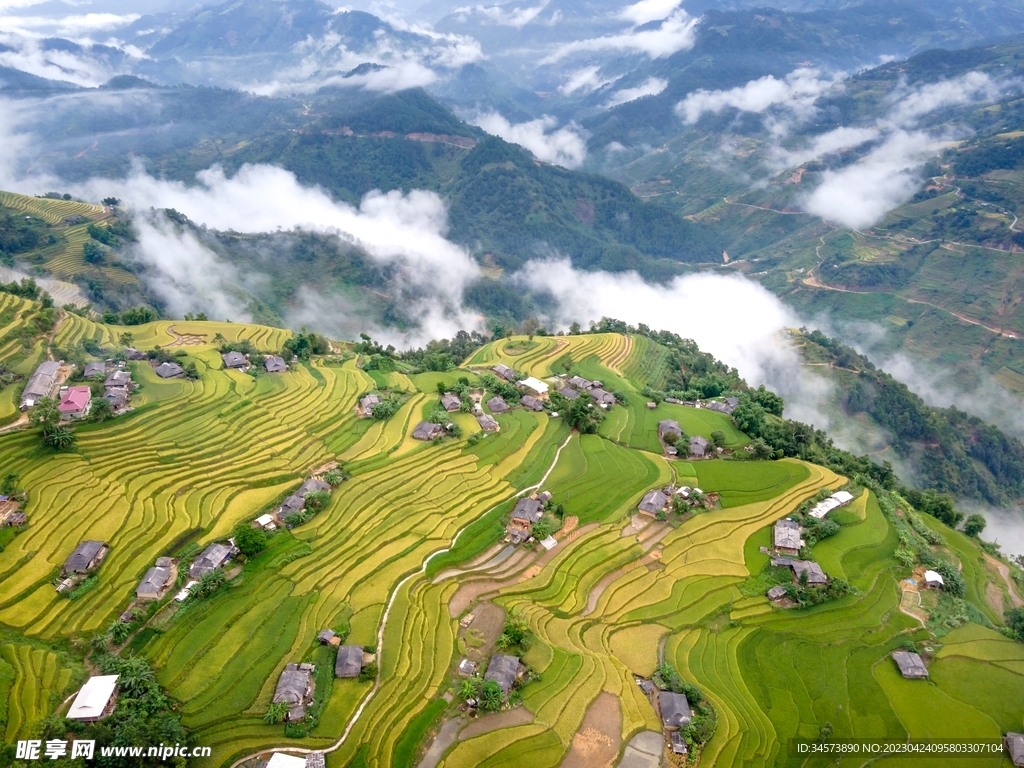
[266,754,307,768]
[519,377,549,394]
[67,675,118,720]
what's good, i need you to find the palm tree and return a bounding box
[117,656,156,697]
[459,677,481,700]
[264,702,288,724]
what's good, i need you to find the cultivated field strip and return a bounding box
[0,192,104,224]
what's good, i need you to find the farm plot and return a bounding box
[0,192,103,224]
[0,641,80,742]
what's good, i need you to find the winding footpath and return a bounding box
[229,432,575,768]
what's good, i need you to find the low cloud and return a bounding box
[454,0,549,28]
[616,0,682,25]
[0,12,138,39]
[469,112,588,168]
[885,71,1010,128]
[73,163,483,343]
[512,258,830,423]
[559,66,612,95]
[604,76,666,108]
[0,31,138,87]
[677,68,844,130]
[769,125,880,171]
[542,8,699,62]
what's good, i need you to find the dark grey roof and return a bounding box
[671,731,688,755]
[136,566,172,597]
[588,387,615,405]
[557,386,579,400]
[21,361,60,405]
[264,356,287,373]
[318,629,336,644]
[64,540,106,574]
[222,351,247,368]
[1005,733,1024,766]
[84,362,106,378]
[484,654,521,695]
[412,421,444,441]
[335,645,363,678]
[477,414,499,431]
[520,395,544,411]
[492,364,516,381]
[124,347,147,360]
[360,394,380,411]
[660,691,692,728]
[441,393,462,411]
[892,651,928,679]
[155,556,173,567]
[725,397,739,408]
[705,401,733,414]
[189,542,232,578]
[487,396,510,413]
[104,370,132,388]
[658,420,681,438]
[689,435,709,457]
[511,498,543,524]
[774,519,801,551]
[279,495,305,514]
[104,389,128,407]
[790,560,828,585]
[155,361,185,378]
[568,376,592,390]
[273,664,312,704]
[767,585,788,600]
[639,489,668,514]
[298,478,330,497]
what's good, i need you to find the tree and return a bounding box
[963,514,986,538]
[89,397,113,422]
[460,677,482,700]
[118,331,134,347]
[107,621,132,644]
[752,385,785,416]
[1,471,18,496]
[264,702,289,724]
[28,397,61,431]
[662,431,679,446]
[102,197,120,206]
[116,655,157,698]
[1006,607,1024,638]
[83,241,104,264]
[234,524,267,556]
[43,425,76,450]
[304,490,330,513]
[711,430,727,448]
[478,680,504,711]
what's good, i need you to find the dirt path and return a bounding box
[457,707,534,740]
[985,554,1024,609]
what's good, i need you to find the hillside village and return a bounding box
[0,292,1021,768]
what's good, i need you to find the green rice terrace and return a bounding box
[0,305,1022,768]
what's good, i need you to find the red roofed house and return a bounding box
[59,386,92,420]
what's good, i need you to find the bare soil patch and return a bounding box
[457,707,534,741]
[561,692,622,768]
[463,602,505,661]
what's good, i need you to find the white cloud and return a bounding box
[0,13,138,38]
[677,68,843,126]
[770,125,880,170]
[72,163,483,343]
[559,66,611,96]
[885,71,1009,128]
[463,0,549,28]
[616,0,682,25]
[0,31,138,87]
[603,76,666,108]
[469,112,588,168]
[542,8,698,62]
[513,258,829,423]
[802,129,936,229]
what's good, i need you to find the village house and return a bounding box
[222,351,247,369]
[705,397,739,415]
[273,663,315,721]
[658,420,682,441]
[266,754,308,768]
[892,651,928,679]
[557,386,579,400]
[20,360,60,409]
[335,645,365,678]
[412,421,445,441]
[510,498,544,530]
[136,559,175,601]
[63,540,109,576]
[264,356,288,373]
[487,396,510,413]
[659,690,692,729]
[808,490,855,519]
[638,489,669,516]
[492,364,517,382]
[66,675,119,722]
[1004,733,1024,767]
[689,435,710,457]
[275,478,331,520]
[104,370,132,389]
[123,347,147,360]
[520,395,544,412]
[767,585,788,601]
[484,654,522,698]
[568,376,592,391]
[84,362,106,378]
[588,387,616,407]
[58,386,92,420]
[441,393,462,412]
[477,413,499,432]
[773,519,802,556]
[318,629,341,646]
[670,731,688,755]
[771,556,828,585]
[924,570,945,589]
[519,376,549,396]
[253,513,277,531]
[359,393,381,417]
[155,361,185,379]
[189,542,234,579]
[458,659,479,677]
[104,388,128,410]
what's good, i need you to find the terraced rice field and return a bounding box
[0,192,103,224]
[0,323,1020,768]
